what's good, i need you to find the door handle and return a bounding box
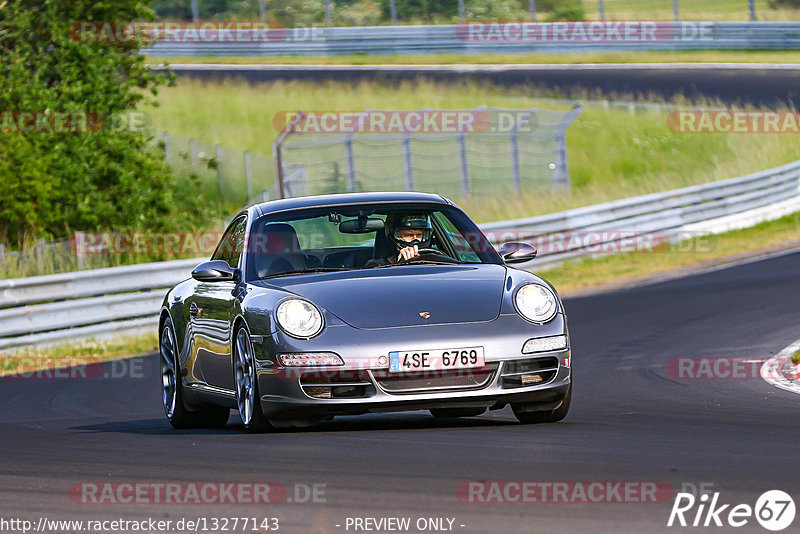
[189,302,199,318]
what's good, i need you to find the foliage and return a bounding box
[0,0,209,247]
[544,5,586,21]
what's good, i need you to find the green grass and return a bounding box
[144,78,800,222]
[0,333,158,376]
[582,0,797,21]
[150,50,800,66]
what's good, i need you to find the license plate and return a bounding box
[388,347,485,373]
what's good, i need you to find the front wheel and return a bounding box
[160,317,230,429]
[234,326,272,433]
[512,384,572,424]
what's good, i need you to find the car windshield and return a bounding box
[244,203,502,280]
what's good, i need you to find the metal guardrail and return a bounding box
[144,22,800,56]
[1,160,799,349]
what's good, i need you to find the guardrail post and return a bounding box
[163,132,171,163]
[598,0,605,21]
[245,150,254,200]
[458,134,470,196]
[215,144,224,199]
[258,0,266,21]
[36,238,46,274]
[673,0,679,20]
[324,0,332,26]
[344,136,357,192]
[402,135,414,192]
[0,244,5,270]
[529,0,536,21]
[749,0,756,21]
[510,132,522,195]
[389,0,398,25]
[458,0,465,21]
[189,139,197,168]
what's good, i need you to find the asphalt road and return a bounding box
[1,251,799,534]
[169,64,800,107]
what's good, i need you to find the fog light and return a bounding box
[305,386,332,399]
[521,374,544,385]
[522,335,568,354]
[278,353,344,367]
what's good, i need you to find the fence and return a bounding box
[1,157,798,350]
[145,21,800,57]
[274,106,583,199]
[158,131,277,208]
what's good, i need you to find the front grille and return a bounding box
[300,370,375,399]
[501,357,559,388]
[371,364,498,394]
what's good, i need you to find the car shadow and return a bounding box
[70,411,521,436]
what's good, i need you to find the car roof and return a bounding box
[253,192,452,217]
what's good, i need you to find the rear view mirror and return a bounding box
[499,242,537,264]
[339,218,385,234]
[192,260,236,282]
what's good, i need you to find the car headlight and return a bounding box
[515,284,558,323]
[275,298,324,339]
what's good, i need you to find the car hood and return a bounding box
[259,264,508,329]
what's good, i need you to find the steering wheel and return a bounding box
[398,247,458,264]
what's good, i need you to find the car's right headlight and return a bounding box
[275,298,324,339]
[514,284,558,324]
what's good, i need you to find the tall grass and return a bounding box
[144,78,800,222]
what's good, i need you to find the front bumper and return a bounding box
[250,312,571,419]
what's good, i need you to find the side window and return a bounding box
[432,212,481,263]
[212,216,247,269]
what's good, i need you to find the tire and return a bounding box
[430,407,487,418]
[512,384,571,424]
[160,317,230,429]
[233,325,272,433]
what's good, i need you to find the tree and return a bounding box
[0,0,201,247]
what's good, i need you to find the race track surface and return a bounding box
[1,251,799,533]
[169,64,800,107]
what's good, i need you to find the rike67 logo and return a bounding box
[668,490,796,531]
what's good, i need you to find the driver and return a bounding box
[372,213,433,265]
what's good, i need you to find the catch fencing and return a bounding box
[274,106,583,199]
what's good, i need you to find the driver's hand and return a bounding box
[397,245,419,262]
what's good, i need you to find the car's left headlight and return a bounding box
[275,298,324,339]
[515,284,558,323]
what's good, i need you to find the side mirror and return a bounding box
[192,260,236,282]
[498,242,537,264]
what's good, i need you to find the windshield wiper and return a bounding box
[259,267,352,279]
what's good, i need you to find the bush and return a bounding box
[525,0,582,11]
[379,0,460,21]
[0,0,208,246]
[545,6,586,21]
[768,0,800,7]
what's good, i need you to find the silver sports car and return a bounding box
[159,192,571,432]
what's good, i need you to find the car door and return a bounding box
[188,215,247,391]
